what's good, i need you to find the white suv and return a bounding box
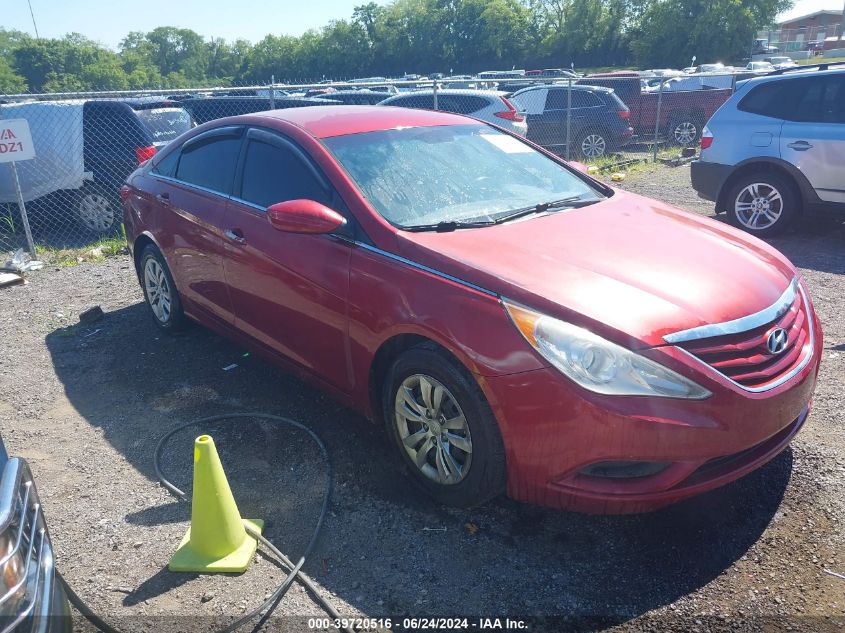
[691,63,845,235]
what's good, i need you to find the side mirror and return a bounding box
[267,199,346,234]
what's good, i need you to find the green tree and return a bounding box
[632,0,793,68]
[0,57,26,93]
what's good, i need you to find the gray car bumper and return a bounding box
[0,457,72,633]
[691,160,732,203]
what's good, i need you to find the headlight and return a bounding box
[504,301,711,399]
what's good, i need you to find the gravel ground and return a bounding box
[1,162,844,632]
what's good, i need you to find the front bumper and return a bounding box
[690,160,732,203]
[0,457,72,632]
[481,308,822,514]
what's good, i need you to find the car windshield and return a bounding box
[136,107,193,145]
[323,124,602,229]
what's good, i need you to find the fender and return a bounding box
[717,156,821,211]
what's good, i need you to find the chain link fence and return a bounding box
[0,72,746,257]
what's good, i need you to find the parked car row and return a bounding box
[0,97,194,235]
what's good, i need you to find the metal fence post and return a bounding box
[10,162,36,257]
[565,79,572,161]
[269,75,275,110]
[432,80,438,111]
[652,80,664,163]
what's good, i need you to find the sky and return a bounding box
[3,0,388,49]
[2,0,843,50]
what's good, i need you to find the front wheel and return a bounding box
[383,346,506,507]
[726,172,799,236]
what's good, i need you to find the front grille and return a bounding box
[676,289,809,389]
[0,459,53,633]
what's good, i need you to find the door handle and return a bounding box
[787,140,813,151]
[155,192,170,204]
[224,229,247,245]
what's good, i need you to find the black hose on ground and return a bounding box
[59,412,353,633]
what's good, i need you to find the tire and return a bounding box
[726,171,799,237]
[139,244,187,332]
[666,116,702,146]
[573,130,609,161]
[382,345,506,507]
[75,183,122,235]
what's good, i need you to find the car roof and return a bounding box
[232,105,480,138]
[587,71,639,78]
[385,89,506,97]
[738,65,845,89]
[513,83,612,94]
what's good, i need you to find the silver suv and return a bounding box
[691,64,845,235]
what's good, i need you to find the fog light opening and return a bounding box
[579,460,671,479]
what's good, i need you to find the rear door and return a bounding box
[222,128,353,390]
[151,126,242,324]
[779,75,845,203]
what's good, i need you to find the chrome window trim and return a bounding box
[663,278,798,344]
[151,173,232,200]
[673,285,814,393]
[352,241,497,297]
[228,196,265,212]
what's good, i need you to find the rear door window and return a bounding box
[152,149,179,177]
[436,94,487,114]
[175,132,241,194]
[738,80,798,119]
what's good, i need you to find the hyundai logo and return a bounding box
[766,328,789,355]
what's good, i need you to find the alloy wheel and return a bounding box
[734,183,783,231]
[673,121,698,145]
[78,193,115,232]
[144,258,172,324]
[394,374,473,485]
[580,134,607,159]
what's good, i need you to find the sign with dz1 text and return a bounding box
[0,118,36,163]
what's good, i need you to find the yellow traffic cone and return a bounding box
[168,435,263,573]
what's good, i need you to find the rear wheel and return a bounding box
[76,183,121,235]
[667,116,702,146]
[383,345,506,507]
[726,172,799,236]
[574,130,609,160]
[139,244,187,331]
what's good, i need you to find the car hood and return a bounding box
[395,190,796,348]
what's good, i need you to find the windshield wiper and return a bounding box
[403,196,599,233]
[490,195,598,225]
[404,219,497,232]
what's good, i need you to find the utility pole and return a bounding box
[839,0,844,41]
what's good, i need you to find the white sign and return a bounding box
[0,119,36,163]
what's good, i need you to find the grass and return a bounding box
[37,234,128,268]
[797,56,845,65]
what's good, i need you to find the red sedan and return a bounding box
[122,106,821,514]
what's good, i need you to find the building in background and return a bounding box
[768,9,844,53]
